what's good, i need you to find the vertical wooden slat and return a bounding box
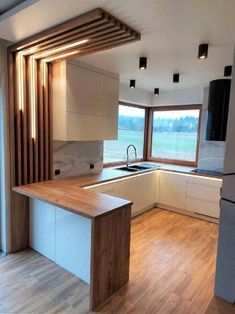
[48,63,53,179]
[26,56,34,183]
[15,53,22,186]
[8,51,16,186]
[43,62,49,180]
[38,61,44,181]
[22,56,28,184]
[33,59,39,182]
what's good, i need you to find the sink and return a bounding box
[116,166,139,172]
[116,163,161,172]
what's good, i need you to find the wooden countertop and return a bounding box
[13,180,132,220]
[13,163,222,220]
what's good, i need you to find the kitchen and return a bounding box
[0,1,235,313]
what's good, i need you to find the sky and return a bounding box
[119,105,200,118]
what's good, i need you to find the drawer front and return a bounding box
[186,182,220,203]
[186,197,220,218]
[186,174,222,188]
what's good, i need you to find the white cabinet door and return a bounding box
[96,73,119,117]
[66,63,96,115]
[29,199,56,261]
[87,172,157,216]
[186,197,220,218]
[52,61,119,141]
[86,181,119,197]
[55,207,91,284]
[158,171,187,209]
[117,172,157,216]
[185,174,222,218]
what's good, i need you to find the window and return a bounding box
[104,104,146,164]
[149,106,201,165]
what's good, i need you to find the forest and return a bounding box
[118,115,199,133]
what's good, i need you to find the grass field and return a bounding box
[104,129,197,163]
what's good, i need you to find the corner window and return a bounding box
[149,106,201,165]
[104,104,146,164]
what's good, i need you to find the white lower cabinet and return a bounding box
[87,171,157,216]
[30,199,91,284]
[87,170,222,219]
[55,207,91,283]
[185,175,222,219]
[117,172,157,216]
[158,171,187,209]
[157,171,222,219]
[30,198,56,261]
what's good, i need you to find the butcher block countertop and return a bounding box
[13,179,132,219]
[13,162,222,219]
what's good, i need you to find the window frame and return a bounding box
[147,104,202,167]
[103,101,149,167]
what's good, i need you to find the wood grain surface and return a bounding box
[13,180,132,219]
[0,209,225,314]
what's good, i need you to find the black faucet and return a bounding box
[127,144,137,167]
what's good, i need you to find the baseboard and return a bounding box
[157,203,219,224]
[131,204,158,218]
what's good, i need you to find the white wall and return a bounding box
[119,82,152,106]
[151,86,204,106]
[120,83,204,107]
[0,39,11,253]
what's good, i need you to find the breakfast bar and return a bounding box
[13,180,132,311]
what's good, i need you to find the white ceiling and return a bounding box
[0,0,235,91]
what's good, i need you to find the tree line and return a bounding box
[118,115,199,133]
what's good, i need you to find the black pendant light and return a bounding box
[154,88,159,96]
[139,57,147,70]
[224,65,232,77]
[173,73,180,83]
[130,79,136,88]
[198,43,208,59]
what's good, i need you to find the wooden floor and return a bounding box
[0,208,234,314]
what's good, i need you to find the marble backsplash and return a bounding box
[198,140,226,172]
[197,89,226,172]
[53,141,103,177]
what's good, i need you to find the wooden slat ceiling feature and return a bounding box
[8,8,140,254]
[8,7,141,187]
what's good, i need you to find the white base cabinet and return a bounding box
[30,198,91,283]
[87,169,222,220]
[158,171,187,210]
[87,171,157,216]
[157,170,222,219]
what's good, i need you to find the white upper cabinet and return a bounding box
[52,60,119,141]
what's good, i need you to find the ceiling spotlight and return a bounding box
[130,79,136,88]
[139,57,147,70]
[198,43,208,59]
[154,88,159,96]
[173,73,180,83]
[224,65,232,77]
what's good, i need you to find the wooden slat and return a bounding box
[9,8,103,52]
[15,53,22,186]
[29,18,112,54]
[26,56,34,183]
[38,61,44,181]
[8,51,16,186]
[22,56,28,184]
[53,36,140,62]
[48,63,53,179]
[11,191,29,252]
[33,59,39,182]
[43,62,49,180]
[33,23,126,58]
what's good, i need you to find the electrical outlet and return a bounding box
[55,169,61,176]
